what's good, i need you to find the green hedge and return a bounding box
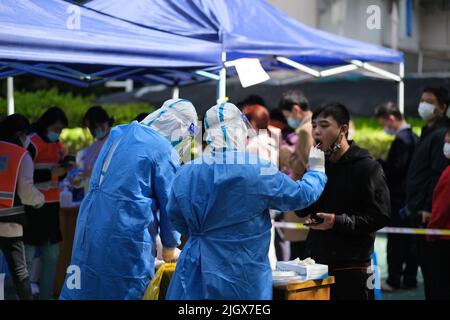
[1,88,154,155]
[59,117,423,158]
[1,89,425,158]
[60,127,94,156]
[0,88,153,127]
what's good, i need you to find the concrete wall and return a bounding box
[266,0,450,73]
[267,0,318,27]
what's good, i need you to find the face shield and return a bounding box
[140,99,199,160]
[204,102,256,152]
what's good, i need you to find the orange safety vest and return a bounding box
[30,133,67,203]
[0,141,27,217]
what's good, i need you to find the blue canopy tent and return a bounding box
[0,0,223,113]
[87,0,405,112]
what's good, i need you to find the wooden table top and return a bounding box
[273,276,335,291]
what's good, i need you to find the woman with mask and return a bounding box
[425,127,450,300]
[0,114,45,300]
[78,106,114,189]
[24,107,70,300]
[297,103,391,300]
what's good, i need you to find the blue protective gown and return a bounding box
[166,151,327,300]
[59,121,181,300]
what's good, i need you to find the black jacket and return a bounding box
[379,127,418,219]
[406,117,450,220]
[297,142,391,268]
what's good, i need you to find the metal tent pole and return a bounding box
[7,77,14,115]
[217,51,227,103]
[398,62,405,114]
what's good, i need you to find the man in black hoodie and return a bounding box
[297,103,391,300]
[405,86,450,300]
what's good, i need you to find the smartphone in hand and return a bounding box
[303,214,324,226]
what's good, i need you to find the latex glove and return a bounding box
[163,247,181,263]
[308,146,325,172]
[154,258,165,270]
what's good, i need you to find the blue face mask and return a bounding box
[47,130,60,142]
[287,116,300,129]
[94,127,106,140]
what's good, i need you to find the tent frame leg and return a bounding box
[172,86,180,99]
[398,62,405,114]
[7,77,14,115]
[217,52,227,103]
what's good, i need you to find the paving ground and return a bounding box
[2,234,426,300]
[374,234,425,300]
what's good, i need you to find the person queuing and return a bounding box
[278,90,314,180]
[242,103,279,270]
[242,103,278,165]
[375,102,419,291]
[24,107,71,300]
[297,103,391,300]
[426,126,450,300]
[0,114,45,300]
[78,106,114,189]
[278,91,315,261]
[59,99,198,300]
[165,102,327,300]
[405,86,450,300]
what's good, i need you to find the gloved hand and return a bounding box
[308,146,325,172]
[162,247,181,263]
[154,258,165,270]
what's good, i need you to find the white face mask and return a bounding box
[444,143,450,159]
[418,102,436,121]
[446,107,450,119]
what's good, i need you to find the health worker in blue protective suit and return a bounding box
[166,102,327,300]
[59,99,198,300]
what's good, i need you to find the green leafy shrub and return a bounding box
[1,88,154,155]
[0,88,153,127]
[60,127,93,156]
[2,89,427,158]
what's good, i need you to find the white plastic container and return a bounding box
[60,183,73,208]
[276,261,328,280]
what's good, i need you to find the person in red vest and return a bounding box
[426,126,450,300]
[23,107,71,300]
[0,114,44,300]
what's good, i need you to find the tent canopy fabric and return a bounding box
[0,0,221,69]
[87,0,403,66]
